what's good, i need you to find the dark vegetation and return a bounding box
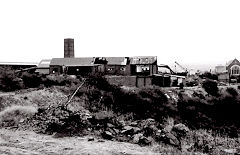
[0,67,80,91]
[202,79,219,96]
[1,66,240,139]
[0,67,24,91]
[199,71,218,81]
[179,83,240,137]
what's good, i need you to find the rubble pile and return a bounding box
[14,102,190,149]
[89,115,190,147]
[20,103,92,136]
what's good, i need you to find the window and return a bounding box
[231,65,240,75]
[52,68,58,74]
[142,66,149,71]
[136,65,149,72]
[120,67,125,71]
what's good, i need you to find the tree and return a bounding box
[202,79,219,96]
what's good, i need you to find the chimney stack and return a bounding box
[64,38,74,58]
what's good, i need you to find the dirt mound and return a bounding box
[0,105,37,127]
[0,87,66,111]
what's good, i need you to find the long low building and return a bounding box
[0,62,38,70]
[49,57,104,75]
[39,56,159,76]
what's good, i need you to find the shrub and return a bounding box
[200,72,218,80]
[87,74,116,92]
[0,67,24,91]
[43,75,81,87]
[75,77,173,120]
[226,87,238,97]
[21,72,42,88]
[178,87,240,136]
[202,79,219,96]
[177,93,211,129]
[43,75,67,86]
[109,86,174,120]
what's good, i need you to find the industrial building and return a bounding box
[35,59,51,74]
[0,62,37,70]
[33,38,185,87]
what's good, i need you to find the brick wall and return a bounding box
[105,75,137,87]
[106,75,154,87]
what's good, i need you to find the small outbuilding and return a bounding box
[129,56,158,76]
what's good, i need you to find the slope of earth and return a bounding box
[1,85,240,154]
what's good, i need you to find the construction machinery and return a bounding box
[174,61,188,76]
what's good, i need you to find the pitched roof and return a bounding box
[130,56,157,64]
[215,65,227,73]
[226,58,240,67]
[50,58,96,66]
[105,57,127,65]
[37,59,51,68]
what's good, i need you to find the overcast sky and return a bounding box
[0,0,239,70]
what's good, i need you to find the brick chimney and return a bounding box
[64,38,74,58]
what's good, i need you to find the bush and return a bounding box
[226,87,238,97]
[200,72,218,80]
[108,86,174,120]
[0,67,24,91]
[75,76,173,121]
[21,72,42,88]
[178,93,211,129]
[178,87,240,136]
[87,73,117,92]
[43,75,67,87]
[202,79,219,96]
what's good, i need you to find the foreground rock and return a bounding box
[102,131,114,140]
[172,123,190,137]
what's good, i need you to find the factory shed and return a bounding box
[0,62,37,70]
[49,57,103,75]
[105,57,130,75]
[130,56,158,76]
[35,59,51,74]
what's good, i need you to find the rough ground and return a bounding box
[0,128,161,155]
[1,85,240,154]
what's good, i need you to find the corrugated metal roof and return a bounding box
[37,59,51,68]
[130,56,157,64]
[50,58,96,66]
[0,62,38,66]
[105,57,127,65]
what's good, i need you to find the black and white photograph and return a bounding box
[0,0,240,154]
